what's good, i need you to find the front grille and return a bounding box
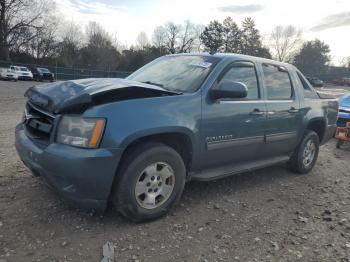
[24,102,55,141]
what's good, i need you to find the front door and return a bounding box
[200,61,267,170]
[260,63,303,156]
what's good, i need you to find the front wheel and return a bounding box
[289,130,320,174]
[112,143,186,222]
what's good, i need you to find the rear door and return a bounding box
[261,63,303,156]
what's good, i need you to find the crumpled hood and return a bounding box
[25,78,180,114]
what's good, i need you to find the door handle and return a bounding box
[250,109,265,116]
[288,107,299,113]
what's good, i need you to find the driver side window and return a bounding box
[219,62,259,100]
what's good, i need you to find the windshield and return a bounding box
[38,68,50,73]
[20,67,28,71]
[127,55,220,93]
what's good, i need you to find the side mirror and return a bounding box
[210,81,248,100]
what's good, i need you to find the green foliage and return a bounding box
[200,21,224,54]
[293,39,330,75]
[200,17,271,58]
[222,17,241,53]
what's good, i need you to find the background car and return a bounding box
[306,76,324,87]
[10,65,33,80]
[0,67,18,81]
[337,93,350,127]
[32,67,55,82]
[333,77,350,86]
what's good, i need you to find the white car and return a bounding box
[0,67,18,81]
[10,65,33,80]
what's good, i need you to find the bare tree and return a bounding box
[60,21,84,47]
[81,21,120,70]
[192,24,204,52]
[85,21,110,45]
[136,32,149,50]
[57,21,84,67]
[164,22,181,54]
[178,20,196,53]
[340,56,350,68]
[152,25,166,53]
[270,25,302,62]
[27,13,59,59]
[0,0,52,60]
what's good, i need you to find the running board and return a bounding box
[190,155,290,181]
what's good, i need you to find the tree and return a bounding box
[192,24,204,52]
[57,21,83,67]
[136,32,149,50]
[27,14,59,60]
[200,20,224,54]
[340,57,350,68]
[240,17,271,58]
[256,47,272,59]
[240,17,261,56]
[79,21,121,70]
[152,26,166,54]
[222,17,241,53]
[164,22,181,54]
[270,25,302,62]
[0,0,52,60]
[293,39,330,75]
[178,20,195,53]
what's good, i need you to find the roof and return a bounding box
[167,52,293,68]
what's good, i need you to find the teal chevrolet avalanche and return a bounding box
[15,53,338,222]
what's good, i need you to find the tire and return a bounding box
[288,130,320,174]
[112,143,186,222]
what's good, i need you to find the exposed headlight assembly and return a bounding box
[56,116,106,148]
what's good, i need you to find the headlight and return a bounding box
[56,116,106,148]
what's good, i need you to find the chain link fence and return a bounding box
[0,60,132,80]
[306,66,350,82]
[1,60,349,83]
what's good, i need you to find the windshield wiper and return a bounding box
[141,81,164,88]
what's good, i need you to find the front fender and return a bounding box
[83,93,201,151]
[118,126,196,149]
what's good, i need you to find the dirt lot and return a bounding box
[0,80,350,262]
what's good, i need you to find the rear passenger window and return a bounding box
[263,64,293,100]
[219,62,259,99]
[296,72,319,99]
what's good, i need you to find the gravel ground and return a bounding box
[1,80,350,262]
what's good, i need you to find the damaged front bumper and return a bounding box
[15,124,123,210]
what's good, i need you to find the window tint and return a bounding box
[219,62,259,99]
[263,64,292,100]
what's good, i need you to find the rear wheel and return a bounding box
[112,143,186,222]
[289,130,319,174]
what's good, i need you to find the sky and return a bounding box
[54,0,350,64]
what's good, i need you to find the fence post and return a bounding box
[55,60,58,81]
